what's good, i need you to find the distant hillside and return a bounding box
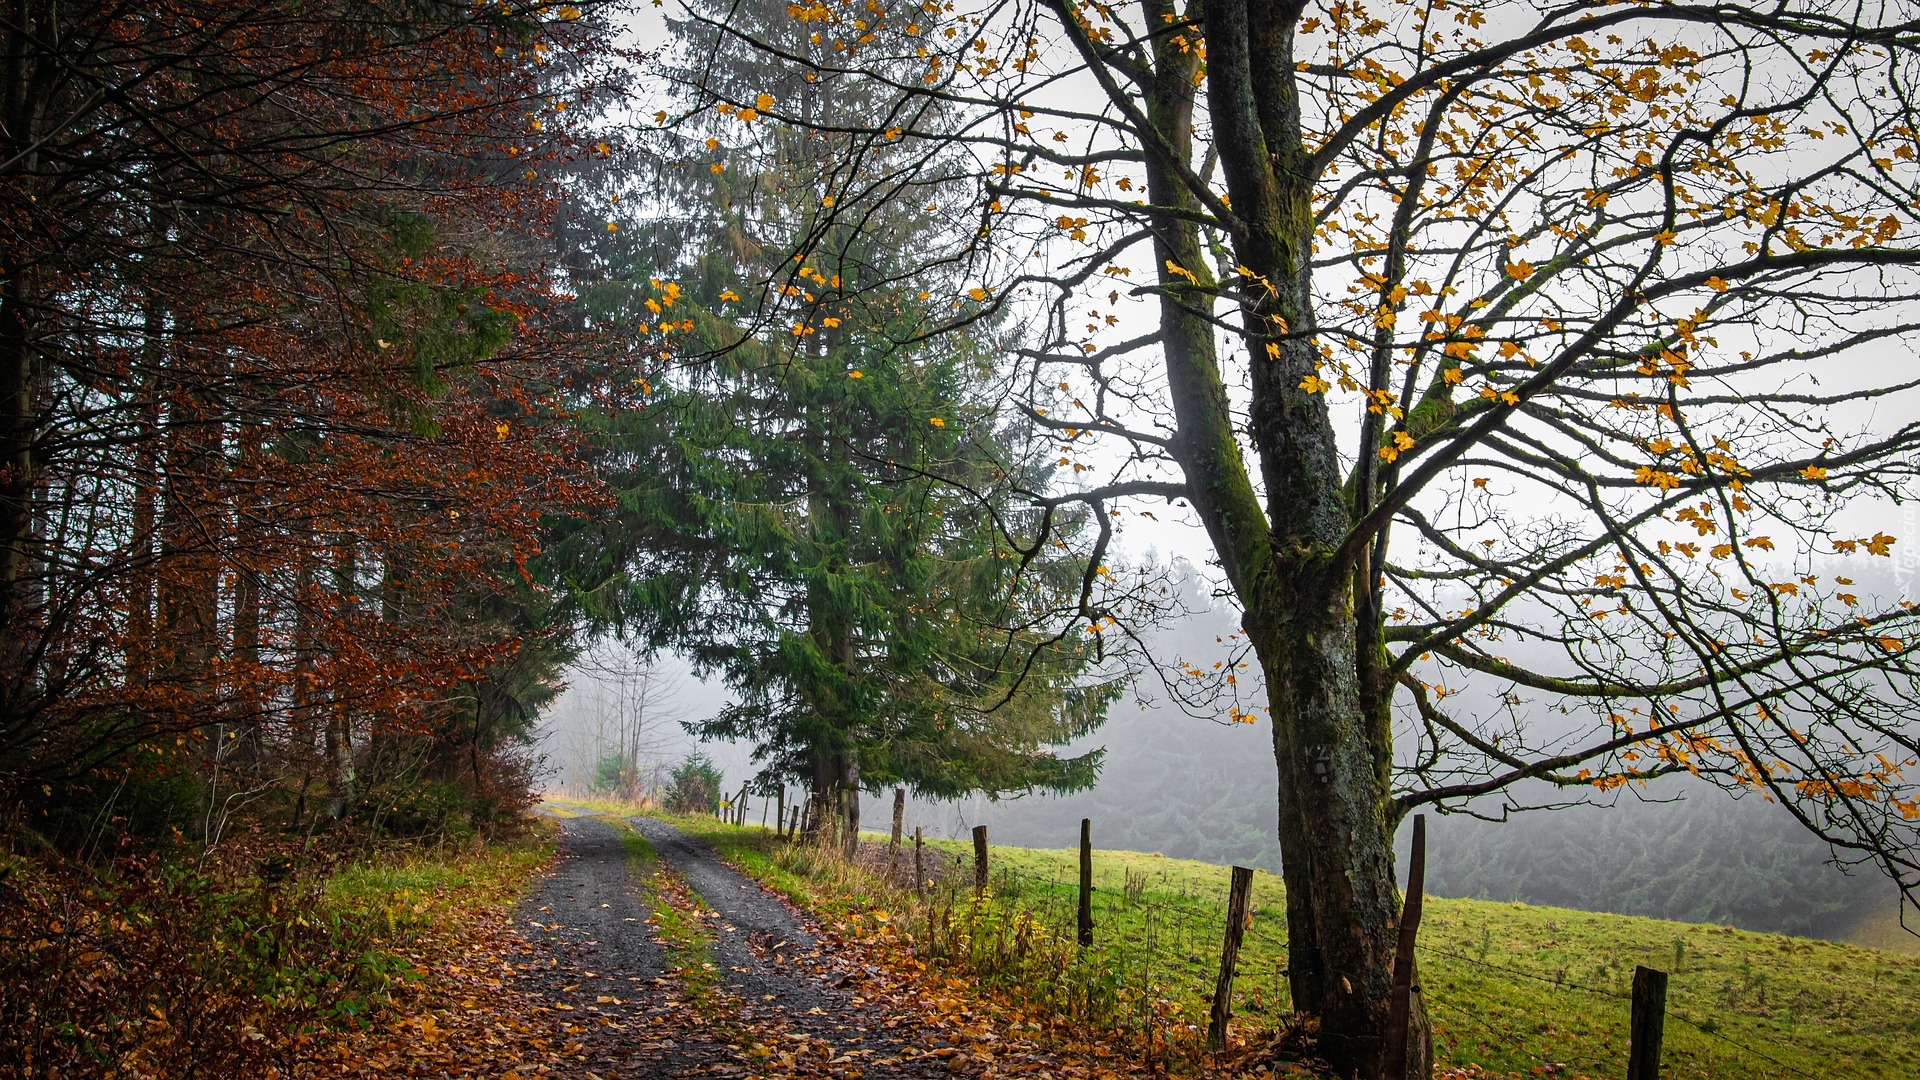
[919,695,1894,941]
[1844,897,1920,955]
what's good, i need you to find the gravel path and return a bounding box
[514,814,726,1078]
[625,816,840,1022]
[517,814,663,983]
[513,811,965,1078]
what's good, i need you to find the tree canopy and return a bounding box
[1,0,625,831]
[655,0,1920,1071]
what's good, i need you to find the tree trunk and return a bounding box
[1252,601,1405,1075]
[324,538,357,821]
[1127,0,1430,1072]
[127,395,161,681]
[156,358,222,711]
[0,268,38,680]
[839,756,860,856]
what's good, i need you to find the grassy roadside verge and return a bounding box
[1,820,557,1078]
[624,812,1920,1080]
[601,817,727,1017]
[323,829,554,991]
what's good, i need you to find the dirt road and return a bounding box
[514,812,1008,1078]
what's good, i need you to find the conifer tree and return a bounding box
[552,0,1127,845]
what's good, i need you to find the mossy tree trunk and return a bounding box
[1129,0,1426,1072]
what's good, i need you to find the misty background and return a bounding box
[538,555,1917,947]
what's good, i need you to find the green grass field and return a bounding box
[611,807,1920,1080]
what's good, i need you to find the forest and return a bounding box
[5,0,1920,1077]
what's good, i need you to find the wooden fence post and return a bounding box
[774,786,784,834]
[1207,865,1256,1050]
[1627,966,1668,1080]
[914,826,926,898]
[1077,818,1094,947]
[889,787,905,872]
[736,790,748,826]
[1384,813,1427,1080]
[972,824,989,896]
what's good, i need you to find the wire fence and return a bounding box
[767,826,1848,1077]
[788,834,1270,1042]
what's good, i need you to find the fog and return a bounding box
[537,563,1912,944]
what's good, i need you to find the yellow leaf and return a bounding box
[1880,635,1905,653]
[1632,465,1680,490]
[1706,275,1728,293]
[606,222,619,232]
[1506,260,1535,280]
[495,422,509,440]
[1800,465,1828,480]
[848,370,863,379]
[1298,374,1331,394]
[1743,536,1775,551]
[821,317,841,328]
[929,416,946,427]
[719,288,740,302]
[1865,531,1897,556]
[756,93,775,111]
[968,287,988,302]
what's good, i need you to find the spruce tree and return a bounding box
[550,0,1123,846]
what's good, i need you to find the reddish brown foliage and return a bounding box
[0,1,626,809]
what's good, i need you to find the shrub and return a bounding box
[664,754,723,814]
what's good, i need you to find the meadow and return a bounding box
[604,804,1920,1080]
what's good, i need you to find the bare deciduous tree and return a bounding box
[661,0,1920,1070]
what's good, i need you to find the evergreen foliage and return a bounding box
[548,0,1126,841]
[666,753,726,814]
